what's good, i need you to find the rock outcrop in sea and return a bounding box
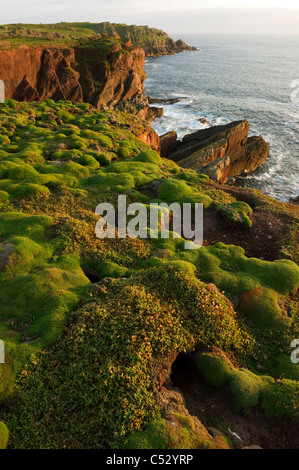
[166,120,270,183]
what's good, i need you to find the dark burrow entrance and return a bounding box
[170,352,299,449]
[84,269,100,283]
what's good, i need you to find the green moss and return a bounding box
[238,287,290,329]
[8,164,39,180]
[5,98,17,109]
[117,147,132,158]
[0,422,9,449]
[197,243,299,296]
[95,153,112,166]
[0,98,298,447]
[196,353,232,388]
[123,419,168,449]
[97,261,128,279]
[133,150,161,165]
[158,179,194,204]
[8,266,247,448]
[77,155,100,169]
[0,190,9,202]
[260,379,299,418]
[270,354,299,381]
[229,369,274,411]
[7,183,50,198]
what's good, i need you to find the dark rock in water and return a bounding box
[160,130,178,157]
[167,120,269,183]
[199,117,210,125]
[148,96,187,105]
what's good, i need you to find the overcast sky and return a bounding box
[1,0,299,35]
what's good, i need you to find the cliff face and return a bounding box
[167,120,270,183]
[0,41,149,117]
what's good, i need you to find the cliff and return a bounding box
[167,120,270,183]
[0,37,149,118]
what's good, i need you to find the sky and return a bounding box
[1,0,299,35]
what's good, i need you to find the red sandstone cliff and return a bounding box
[0,41,149,117]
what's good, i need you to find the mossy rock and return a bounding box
[229,369,274,411]
[195,353,232,388]
[270,354,299,381]
[238,287,290,330]
[77,155,100,169]
[260,379,299,419]
[97,261,128,279]
[133,150,161,165]
[7,183,50,199]
[123,413,231,450]
[0,422,9,449]
[214,201,253,227]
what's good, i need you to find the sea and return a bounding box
[144,34,299,202]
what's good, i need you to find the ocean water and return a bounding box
[144,35,299,202]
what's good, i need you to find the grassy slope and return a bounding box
[0,98,298,448]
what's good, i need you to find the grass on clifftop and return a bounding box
[0,22,171,50]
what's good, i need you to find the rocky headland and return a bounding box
[95,22,197,57]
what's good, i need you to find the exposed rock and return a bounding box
[137,128,161,154]
[145,106,164,121]
[0,42,149,116]
[167,120,269,183]
[160,130,178,157]
[198,156,231,183]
